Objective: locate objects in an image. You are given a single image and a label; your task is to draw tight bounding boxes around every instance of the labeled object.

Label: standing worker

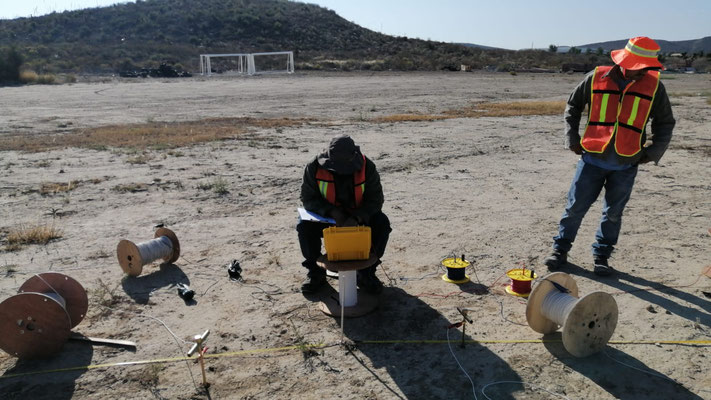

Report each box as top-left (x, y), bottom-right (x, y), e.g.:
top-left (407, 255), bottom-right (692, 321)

top-left (544, 37), bottom-right (675, 276)
top-left (297, 135), bottom-right (391, 293)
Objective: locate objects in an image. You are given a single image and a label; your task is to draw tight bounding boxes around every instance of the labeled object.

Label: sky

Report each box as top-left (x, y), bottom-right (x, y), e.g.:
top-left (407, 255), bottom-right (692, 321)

top-left (0, 0), bottom-right (709, 50)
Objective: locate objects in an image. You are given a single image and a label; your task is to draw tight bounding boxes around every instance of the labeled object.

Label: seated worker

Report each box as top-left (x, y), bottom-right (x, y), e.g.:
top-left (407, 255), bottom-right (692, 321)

top-left (297, 134), bottom-right (391, 294)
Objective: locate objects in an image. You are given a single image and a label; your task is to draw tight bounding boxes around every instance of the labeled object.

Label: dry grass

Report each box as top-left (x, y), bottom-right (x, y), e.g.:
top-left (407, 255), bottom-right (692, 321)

top-left (0, 103), bottom-right (564, 152)
top-left (370, 101), bottom-right (566, 124)
top-left (86, 249), bottom-right (111, 260)
top-left (0, 117), bottom-right (310, 152)
top-left (92, 278), bottom-right (122, 308)
top-left (125, 153), bottom-right (154, 165)
top-left (5, 224), bottom-right (63, 250)
top-left (39, 180), bottom-right (80, 195)
top-left (444, 100), bottom-right (566, 118)
top-left (112, 183), bottom-right (148, 193)
top-left (0, 104), bottom-right (564, 152)
top-left (2, 264), bottom-right (19, 276)
top-left (197, 177), bottom-right (229, 195)
top-left (139, 364), bottom-right (164, 387)
top-left (19, 70), bottom-right (57, 85)
top-left (88, 278), bottom-right (123, 320)
top-left (371, 114), bottom-right (452, 123)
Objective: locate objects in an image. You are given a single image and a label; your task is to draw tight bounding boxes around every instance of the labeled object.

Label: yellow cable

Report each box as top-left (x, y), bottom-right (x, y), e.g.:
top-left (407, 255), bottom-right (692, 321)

top-left (2, 339), bottom-right (709, 380)
top-left (0, 344), bottom-right (327, 380)
top-left (358, 339), bottom-right (711, 345)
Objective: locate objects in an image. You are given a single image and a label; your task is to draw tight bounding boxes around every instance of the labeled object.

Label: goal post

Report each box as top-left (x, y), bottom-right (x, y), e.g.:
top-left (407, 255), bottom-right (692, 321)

top-left (249, 51), bottom-right (294, 75)
top-left (200, 51), bottom-right (294, 76)
top-left (199, 53), bottom-right (248, 76)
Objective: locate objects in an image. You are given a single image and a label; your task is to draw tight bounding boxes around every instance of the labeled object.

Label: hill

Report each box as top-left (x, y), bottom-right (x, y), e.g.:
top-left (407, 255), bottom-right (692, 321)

top-left (578, 37), bottom-right (711, 54)
top-left (0, 0), bottom-right (607, 75)
top-left (0, 0), bottom-right (516, 74)
top-left (456, 43), bottom-right (505, 51)
top-left (0, 0), bottom-right (708, 75)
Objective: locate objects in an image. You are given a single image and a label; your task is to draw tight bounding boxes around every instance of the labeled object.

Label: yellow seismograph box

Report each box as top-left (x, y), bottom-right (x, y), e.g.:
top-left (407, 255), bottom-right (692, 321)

top-left (322, 226), bottom-right (371, 261)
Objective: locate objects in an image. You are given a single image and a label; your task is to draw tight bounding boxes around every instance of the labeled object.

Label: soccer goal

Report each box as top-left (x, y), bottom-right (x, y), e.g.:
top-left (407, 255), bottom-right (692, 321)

top-left (200, 51), bottom-right (294, 76)
top-left (199, 53), bottom-right (248, 76)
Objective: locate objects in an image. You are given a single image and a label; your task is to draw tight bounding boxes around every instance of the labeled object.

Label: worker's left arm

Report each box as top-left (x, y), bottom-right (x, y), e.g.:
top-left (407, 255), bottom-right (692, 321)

top-left (351, 158), bottom-right (384, 225)
top-left (564, 72), bottom-right (593, 152)
top-left (644, 82), bottom-right (676, 163)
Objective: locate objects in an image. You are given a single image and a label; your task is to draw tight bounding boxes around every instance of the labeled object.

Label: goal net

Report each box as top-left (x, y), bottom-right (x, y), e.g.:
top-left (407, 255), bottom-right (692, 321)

top-left (200, 51), bottom-right (294, 76)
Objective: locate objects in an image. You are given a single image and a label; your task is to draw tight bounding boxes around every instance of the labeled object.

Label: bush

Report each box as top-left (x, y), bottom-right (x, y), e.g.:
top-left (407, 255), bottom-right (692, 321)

top-left (0, 47), bottom-right (24, 83)
top-left (19, 70), bottom-right (57, 84)
top-left (19, 70), bottom-right (39, 83)
top-left (37, 73), bottom-right (56, 84)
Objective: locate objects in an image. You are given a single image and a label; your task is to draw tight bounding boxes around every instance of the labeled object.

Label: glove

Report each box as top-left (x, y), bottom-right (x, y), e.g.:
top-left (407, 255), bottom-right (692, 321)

top-left (638, 153), bottom-right (652, 164)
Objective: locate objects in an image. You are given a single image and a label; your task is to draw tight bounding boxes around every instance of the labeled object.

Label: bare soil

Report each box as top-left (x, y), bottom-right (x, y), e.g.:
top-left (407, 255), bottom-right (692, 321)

top-left (0, 71), bottom-right (710, 400)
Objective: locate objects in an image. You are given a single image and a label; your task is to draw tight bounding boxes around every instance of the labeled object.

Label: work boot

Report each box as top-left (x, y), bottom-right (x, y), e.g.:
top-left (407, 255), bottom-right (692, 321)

top-left (593, 256), bottom-right (614, 277)
top-left (301, 269), bottom-right (326, 293)
top-left (357, 269), bottom-right (383, 294)
top-left (544, 250), bottom-right (567, 271)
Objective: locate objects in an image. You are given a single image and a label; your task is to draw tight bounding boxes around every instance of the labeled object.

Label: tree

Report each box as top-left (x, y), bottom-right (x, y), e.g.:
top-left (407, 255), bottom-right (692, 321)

top-left (548, 44), bottom-right (558, 53)
top-left (569, 47), bottom-right (581, 54)
top-left (0, 47), bottom-right (24, 83)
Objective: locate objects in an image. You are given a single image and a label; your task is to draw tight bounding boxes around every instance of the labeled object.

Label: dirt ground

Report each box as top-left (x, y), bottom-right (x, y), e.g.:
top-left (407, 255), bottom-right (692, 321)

top-left (0, 71), bottom-right (710, 400)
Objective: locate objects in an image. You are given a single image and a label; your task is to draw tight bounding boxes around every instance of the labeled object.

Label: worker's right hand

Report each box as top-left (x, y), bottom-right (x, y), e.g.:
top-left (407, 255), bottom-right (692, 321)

top-left (342, 217), bottom-right (359, 227)
top-left (569, 142), bottom-right (583, 155)
top-left (328, 209), bottom-right (349, 226)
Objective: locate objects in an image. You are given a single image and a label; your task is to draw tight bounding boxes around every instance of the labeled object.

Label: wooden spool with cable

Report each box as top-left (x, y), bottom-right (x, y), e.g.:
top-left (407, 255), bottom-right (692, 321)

top-left (0, 272), bottom-right (88, 358)
top-left (116, 227), bottom-right (181, 276)
top-left (526, 272), bottom-right (618, 357)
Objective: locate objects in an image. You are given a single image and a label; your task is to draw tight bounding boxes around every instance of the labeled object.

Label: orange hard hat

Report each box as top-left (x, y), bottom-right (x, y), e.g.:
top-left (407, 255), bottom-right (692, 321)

top-left (611, 36), bottom-right (664, 70)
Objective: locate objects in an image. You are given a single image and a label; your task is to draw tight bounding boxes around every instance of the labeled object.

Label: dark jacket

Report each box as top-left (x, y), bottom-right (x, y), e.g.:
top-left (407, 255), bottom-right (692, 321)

top-left (564, 65), bottom-right (675, 164)
top-left (301, 156), bottom-right (384, 224)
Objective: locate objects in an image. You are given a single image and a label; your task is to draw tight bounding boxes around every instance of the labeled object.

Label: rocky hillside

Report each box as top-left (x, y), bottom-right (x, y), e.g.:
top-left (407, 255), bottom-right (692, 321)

top-left (0, 0), bottom-right (708, 74)
top-left (579, 37), bottom-right (711, 54)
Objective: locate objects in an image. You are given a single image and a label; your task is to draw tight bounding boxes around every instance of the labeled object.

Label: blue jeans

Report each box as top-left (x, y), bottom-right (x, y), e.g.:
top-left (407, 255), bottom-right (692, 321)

top-left (553, 159), bottom-right (638, 258)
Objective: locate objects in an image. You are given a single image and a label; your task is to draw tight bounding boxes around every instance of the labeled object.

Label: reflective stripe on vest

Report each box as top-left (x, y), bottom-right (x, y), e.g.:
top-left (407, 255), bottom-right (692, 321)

top-left (315, 155), bottom-right (366, 208)
top-left (581, 66), bottom-right (660, 157)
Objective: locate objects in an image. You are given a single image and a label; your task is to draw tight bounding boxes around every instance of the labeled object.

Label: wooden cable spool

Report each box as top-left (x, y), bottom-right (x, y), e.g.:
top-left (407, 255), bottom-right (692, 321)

top-left (116, 227), bottom-right (181, 276)
top-left (526, 272), bottom-right (618, 357)
top-left (0, 272), bottom-right (88, 359)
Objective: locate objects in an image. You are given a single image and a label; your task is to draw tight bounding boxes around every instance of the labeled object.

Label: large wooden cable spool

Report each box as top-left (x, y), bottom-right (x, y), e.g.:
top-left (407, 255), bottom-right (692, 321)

top-left (116, 227), bottom-right (181, 276)
top-left (526, 272), bottom-right (618, 357)
top-left (0, 272), bottom-right (88, 358)
top-left (19, 272), bottom-right (89, 328)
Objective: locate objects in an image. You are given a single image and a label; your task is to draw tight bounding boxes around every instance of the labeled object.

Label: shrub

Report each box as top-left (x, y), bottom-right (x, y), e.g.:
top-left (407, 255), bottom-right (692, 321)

top-left (19, 70), bottom-right (57, 84)
top-left (36, 73), bottom-right (56, 84)
top-left (0, 47), bottom-right (23, 83)
top-left (6, 224), bottom-right (63, 249)
top-left (19, 70), bottom-right (39, 83)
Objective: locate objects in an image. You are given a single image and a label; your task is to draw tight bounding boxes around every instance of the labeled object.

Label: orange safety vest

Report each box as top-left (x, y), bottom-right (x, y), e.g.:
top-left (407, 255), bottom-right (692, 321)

top-left (315, 155), bottom-right (366, 208)
top-left (581, 66), bottom-right (660, 157)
